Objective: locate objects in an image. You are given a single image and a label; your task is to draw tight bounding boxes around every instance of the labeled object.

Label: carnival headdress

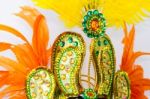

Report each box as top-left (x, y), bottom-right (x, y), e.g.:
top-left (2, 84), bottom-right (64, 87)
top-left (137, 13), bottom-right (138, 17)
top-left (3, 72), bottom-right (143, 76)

top-left (0, 0), bottom-right (150, 98)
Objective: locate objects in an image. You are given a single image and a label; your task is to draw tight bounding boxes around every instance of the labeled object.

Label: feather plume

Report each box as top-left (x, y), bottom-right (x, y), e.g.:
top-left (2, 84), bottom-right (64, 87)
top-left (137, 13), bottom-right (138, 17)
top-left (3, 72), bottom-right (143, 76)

top-left (120, 24), bottom-right (150, 99)
top-left (32, 0), bottom-right (150, 28)
top-left (0, 6), bottom-right (51, 98)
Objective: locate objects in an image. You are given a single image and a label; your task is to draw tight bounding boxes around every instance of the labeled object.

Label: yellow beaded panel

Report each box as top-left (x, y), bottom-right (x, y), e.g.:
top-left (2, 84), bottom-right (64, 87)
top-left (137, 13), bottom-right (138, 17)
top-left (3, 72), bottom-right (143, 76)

top-left (52, 32), bottom-right (85, 97)
top-left (114, 71), bottom-right (130, 99)
top-left (91, 34), bottom-right (116, 98)
top-left (26, 68), bottom-right (56, 99)
top-left (51, 32), bottom-right (85, 71)
top-left (55, 47), bottom-right (82, 95)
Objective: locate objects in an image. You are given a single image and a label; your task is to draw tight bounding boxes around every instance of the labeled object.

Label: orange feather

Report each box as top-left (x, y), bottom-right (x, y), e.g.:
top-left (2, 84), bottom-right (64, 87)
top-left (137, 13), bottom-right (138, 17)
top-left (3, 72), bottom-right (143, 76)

top-left (121, 24), bottom-right (150, 99)
top-left (0, 6), bottom-right (51, 98)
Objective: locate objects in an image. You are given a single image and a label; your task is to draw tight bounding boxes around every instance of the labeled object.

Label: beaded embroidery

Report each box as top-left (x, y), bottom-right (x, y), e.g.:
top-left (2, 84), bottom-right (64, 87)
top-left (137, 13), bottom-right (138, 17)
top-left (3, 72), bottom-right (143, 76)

top-left (0, 2), bottom-right (150, 99)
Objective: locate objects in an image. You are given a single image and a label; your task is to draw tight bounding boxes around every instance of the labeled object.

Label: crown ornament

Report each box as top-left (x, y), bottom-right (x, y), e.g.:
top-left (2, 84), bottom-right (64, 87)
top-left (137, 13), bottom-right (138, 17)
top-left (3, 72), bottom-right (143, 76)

top-left (0, 1), bottom-right (150, 99)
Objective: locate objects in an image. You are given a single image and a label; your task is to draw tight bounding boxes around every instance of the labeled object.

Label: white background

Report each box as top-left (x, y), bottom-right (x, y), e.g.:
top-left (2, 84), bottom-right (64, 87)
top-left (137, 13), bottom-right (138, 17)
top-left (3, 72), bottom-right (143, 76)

top-left (0, 0), bottom-right (150, 98)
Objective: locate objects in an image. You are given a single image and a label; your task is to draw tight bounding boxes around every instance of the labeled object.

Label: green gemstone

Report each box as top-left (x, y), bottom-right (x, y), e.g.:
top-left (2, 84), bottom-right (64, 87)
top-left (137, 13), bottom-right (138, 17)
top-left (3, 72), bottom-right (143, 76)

top-left (84, 15), bottom-right (89, 20)
top-left (104, 40), bottom-right (109, 45)
top-left (82, 21), bottom-right (87, 27)
top-left (96, 51), bottom-right (99, 56)
top-left (59, 41), bottom-right (65, 47)
top-left (100, 33), bottom-right (104, 36)
top-left (93, 10), bottom-right (99, 15)
top-left (98, 41), bottom-right (101, 46)
top-left (94, 35), bottom-right (99, 38)
top-left (73, 41), bottom-right (78, 46)
top-left (83, 28), bottom-right (88, 33)
top-left (87, 11), bottom-right (93, 16)
top-left (87, 33), bottom-right (92, 38)
top-left (98, 13), bottom-right (103, 17)
top-left (68, 37), bottom-right (73, 43)
top-left (101, 18), bottom-right (106, 22)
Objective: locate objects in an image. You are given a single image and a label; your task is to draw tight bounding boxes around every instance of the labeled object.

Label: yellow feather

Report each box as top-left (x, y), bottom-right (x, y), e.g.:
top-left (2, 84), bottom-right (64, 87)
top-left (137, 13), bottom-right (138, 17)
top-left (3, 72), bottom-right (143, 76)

top-left (32, 0), bottom-right (150, 28)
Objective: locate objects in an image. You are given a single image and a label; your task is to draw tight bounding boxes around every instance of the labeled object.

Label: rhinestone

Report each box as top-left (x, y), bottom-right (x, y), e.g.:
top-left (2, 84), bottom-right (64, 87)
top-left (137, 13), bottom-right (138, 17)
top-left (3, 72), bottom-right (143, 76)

top-left (93, 10), bottom-right (99, 15)
top-left (95, 51), bottom-right (99, 56)
top-left (65, 83), bottom-right (70, 89)
top-left (60, 64), bottom-right (65, 70)
top-left (59, 41), bottom-right (65, 47)
top-left (39, 80), bottom-right (44, 85)
top-left (32, 93), bottom-right (36, 98)
top-left (83, 28), bottom-right (88, 33)
top-left (73, 41), bottom-right (78, 46)
top-left (108, 69), bottom-right (112, 74)
top-left (87, 33), bottom-right (92, 38)
top-left (61, 74), bottom-right (66, 80)
top-left (87, 11), bottom-right (92, 16)
top-left (34, 75), bottom-right (39, 80)
top-left (68, 37), bottom-right (73, 43)
top-left (82, 22), bottom-right (87, 27)
top-left (98, 13), bottom-right (103, 17)
top-left (45, 80), bottom-right (50, 87)
top-left (104, 40), bottom-right (109, 45)
top-left (98, 40), bottom-right (101, 46)
top-left (70, 58), bottom-right (74, 64)
top-left (84, 15), bottom-right (89, 20)
top-left (38, 87), bottom-right (43, 94)
top-left (44, 91), bottom-right (49, 96)
top-left (107, 61), bottom-right (111, 65)
top-left (47, 83), bottom-right (50, 87)
top-left (30, 82), bottom-right (35, 88)
top-left (41, 72), bottom-right (47, 78)
top-left (67, 51), bottom-right (73, 56)
top-left (62, 56), bottom-right (67, 62)
top-left (91, 19), bottom-right (99, 31)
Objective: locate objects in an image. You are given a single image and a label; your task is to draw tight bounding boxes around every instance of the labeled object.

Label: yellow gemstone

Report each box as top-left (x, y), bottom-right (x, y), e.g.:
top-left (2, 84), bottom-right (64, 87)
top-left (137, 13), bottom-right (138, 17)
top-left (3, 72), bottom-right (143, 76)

top-left (91, 19), bottom-right (99, 31)
top-left (61, 74), bottom-right (66, 80)
top-left (47, 83), bottom-right (50, 87)
top-left (62, 56), bottom-right (67, 62)
top-left (38, 87), bottom-right (43, 94)
top-left (67, 51), bottom-right (73, 56)
top-left (30, 83), bottom-right (35, 88)
top-left (34, 75), bottom-right (39, 80)
top-left (107, 61), bottom-right (111, 65)
top-left (108, 69), bottom-right (112, 74)
top-left (44, 91), bottom-right (48, 96)
top-left (39, 80), bottom-right (44, 85)
top-left (32, 93), bottom-right (36, 98)
top-left (45, 81), bottom-right (50, 87)
top-left (41, 72), bottom-right (47, 78)
top-left (60, 64), bottom-right (65, 70)
top-left (70, 58), bottom-right (74, 64)
top-left (65, 83), bottom-right (70, 89)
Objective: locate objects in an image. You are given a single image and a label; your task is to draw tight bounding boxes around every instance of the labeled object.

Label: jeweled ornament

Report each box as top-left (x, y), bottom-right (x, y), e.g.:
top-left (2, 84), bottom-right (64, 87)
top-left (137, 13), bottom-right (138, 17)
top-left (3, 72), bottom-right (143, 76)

top-left (82, 88), bottom-right (97, 99)
top-left (26, 68), bottom-right (56, 99)
top-left (82, 10), bottom-right (106, 38)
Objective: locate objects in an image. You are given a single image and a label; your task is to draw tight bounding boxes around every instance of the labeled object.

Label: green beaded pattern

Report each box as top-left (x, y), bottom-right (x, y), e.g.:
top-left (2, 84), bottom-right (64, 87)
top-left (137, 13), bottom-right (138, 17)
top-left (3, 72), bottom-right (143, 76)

top-left (26, 68), bottom-right (56, 99)
top-left (83, 88), bottom-right (97, 99)
top-left (114, 71), bottom-right (130, 99)
top-left (82, 10), bottom-right (106, 38)
top-left (52, 32), bottom-right (85, 97)
top-left (51, 32), bottom-right (85, 71)
top-left (91, 34), bottom-right (116, 98)
top-left (54, 47), bottom-right (82, 96)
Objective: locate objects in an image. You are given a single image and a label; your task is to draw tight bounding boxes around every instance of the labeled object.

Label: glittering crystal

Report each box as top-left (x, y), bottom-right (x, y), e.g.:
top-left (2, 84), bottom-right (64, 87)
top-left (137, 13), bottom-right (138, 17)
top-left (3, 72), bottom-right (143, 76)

top-left (93, 10), bottom-right (99, 15)
top-left (104, 40), bottom-right (109, 45)
top-left (98, 40), bottom-right (101, 46)
top-left (73, 41), bottom-right (78, 46)
top-left (59, 41), bottom-right (65, 47)
top-left (68, 37), bottom-right (73, 43)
